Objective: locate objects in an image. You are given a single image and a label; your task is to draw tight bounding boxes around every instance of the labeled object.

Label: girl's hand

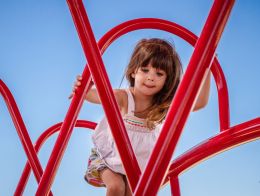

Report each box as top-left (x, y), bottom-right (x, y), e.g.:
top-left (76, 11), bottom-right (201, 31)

top-left (69, 75), bottom-right (82, 99)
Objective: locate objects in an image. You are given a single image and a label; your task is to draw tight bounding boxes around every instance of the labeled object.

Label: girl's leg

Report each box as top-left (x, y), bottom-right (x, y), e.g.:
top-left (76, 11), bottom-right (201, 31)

top-left (124, 180), bottom-right (132, 196)
top-left (101, 169), bottom-right (126, 196)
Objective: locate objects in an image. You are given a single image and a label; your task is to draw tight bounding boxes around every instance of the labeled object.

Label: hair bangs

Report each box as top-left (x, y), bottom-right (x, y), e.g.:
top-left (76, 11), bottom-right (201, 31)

top-left (149, 53), bottom-right (173, 74)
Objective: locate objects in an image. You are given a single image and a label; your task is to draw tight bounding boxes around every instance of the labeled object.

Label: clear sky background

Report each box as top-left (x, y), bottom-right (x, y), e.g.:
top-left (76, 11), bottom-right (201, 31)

top-left (0, 0), bottom-right (260, 195)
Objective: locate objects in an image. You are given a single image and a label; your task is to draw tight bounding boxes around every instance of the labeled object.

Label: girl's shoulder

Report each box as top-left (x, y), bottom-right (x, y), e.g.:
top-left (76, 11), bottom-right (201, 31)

top-left (113, 89), bottom-right (128, 99)
top-left (113, 89), bottom-right (128, 114)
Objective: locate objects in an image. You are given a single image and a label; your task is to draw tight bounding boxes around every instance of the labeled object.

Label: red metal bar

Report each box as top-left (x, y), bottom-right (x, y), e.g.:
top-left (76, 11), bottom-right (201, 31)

top-left (15, 120), bottom-right (96, 195)
top-left (211, 60), bottom-right (230, 131)
top-left (98, 18), bottom-right (197, 53)
top-left (170, 176), bottom-right (181, 196)
top-left (66, 0), bottom-right (142, 192)
top-left (134, 0), bottom-right (235, 195)
top-left (0, 80), bottom-right (53, 196)
top-left (162, 119), bottom-right (260, 193)
top-left (36, 67), bottom-right (92, 195)
top-left (164, 117), bottom-right (260, 182)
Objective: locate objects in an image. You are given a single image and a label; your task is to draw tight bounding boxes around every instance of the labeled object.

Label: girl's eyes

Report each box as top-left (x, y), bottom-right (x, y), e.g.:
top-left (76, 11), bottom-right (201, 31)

top-left (140, 68), bottom-right (165, 76)
top-left (156, 72), bottom-right (165, 77)
top-left (141, 68), bottom-right (149, 73)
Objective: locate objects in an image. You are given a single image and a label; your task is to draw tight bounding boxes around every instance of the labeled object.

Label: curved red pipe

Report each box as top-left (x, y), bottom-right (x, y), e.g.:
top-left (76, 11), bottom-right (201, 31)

top-left (164, 117), bottom-right (260, 184)
top-left (15, 120), bottom-right (96, 195)
top-left (0, 80), bottom-right (54, 196)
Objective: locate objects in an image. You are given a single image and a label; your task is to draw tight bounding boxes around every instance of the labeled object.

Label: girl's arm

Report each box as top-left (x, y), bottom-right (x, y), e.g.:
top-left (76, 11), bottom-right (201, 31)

top-left (70, 75), bottom-right (127, 110)
top-left (85, 88), bottom-right (126, 109)
top-left (84, 88), bottom-right (101, 104)
top-left (192, 72), bottom-right (211, 111)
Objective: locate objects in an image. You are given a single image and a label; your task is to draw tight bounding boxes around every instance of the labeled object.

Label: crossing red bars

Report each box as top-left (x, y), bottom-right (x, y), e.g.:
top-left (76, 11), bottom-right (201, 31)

top-left (134, 0), bottom-right (235, 195)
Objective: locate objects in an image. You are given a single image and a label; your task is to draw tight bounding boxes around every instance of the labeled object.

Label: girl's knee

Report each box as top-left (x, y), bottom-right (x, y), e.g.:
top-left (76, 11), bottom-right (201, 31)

top-left (107, 182), bottom-right (125, 195)
top-left (101, 169), bottom-right (126, 195)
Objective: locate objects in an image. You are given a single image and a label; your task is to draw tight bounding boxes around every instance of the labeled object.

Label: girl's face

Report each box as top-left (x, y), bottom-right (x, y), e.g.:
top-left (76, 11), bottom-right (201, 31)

top-left (131, 64), bottom-right (167, 97)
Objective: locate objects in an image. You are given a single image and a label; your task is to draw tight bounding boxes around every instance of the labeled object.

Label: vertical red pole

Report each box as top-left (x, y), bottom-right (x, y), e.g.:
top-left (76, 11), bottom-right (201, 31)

top-left (134, 0), bottom-right (235, 195)
top-left (65, 0), bottom-right (141, 191)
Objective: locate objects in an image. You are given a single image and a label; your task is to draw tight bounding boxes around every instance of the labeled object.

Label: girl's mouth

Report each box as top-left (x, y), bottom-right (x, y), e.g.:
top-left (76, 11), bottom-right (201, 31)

top-left (144, 84), bottom-right (155, 88)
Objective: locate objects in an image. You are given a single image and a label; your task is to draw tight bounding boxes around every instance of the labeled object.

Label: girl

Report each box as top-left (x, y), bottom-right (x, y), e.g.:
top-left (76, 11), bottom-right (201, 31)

top-left (71, 38), bottom-right (211, 196)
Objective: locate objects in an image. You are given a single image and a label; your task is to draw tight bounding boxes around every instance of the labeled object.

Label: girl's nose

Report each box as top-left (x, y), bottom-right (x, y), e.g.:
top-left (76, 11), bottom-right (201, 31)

top-left (147, 73), bottom-right (155, 81)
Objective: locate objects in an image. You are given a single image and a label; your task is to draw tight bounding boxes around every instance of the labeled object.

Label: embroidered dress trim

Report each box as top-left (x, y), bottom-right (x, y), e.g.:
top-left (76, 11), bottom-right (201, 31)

top-left (124, 118), bottom-right (146, 128)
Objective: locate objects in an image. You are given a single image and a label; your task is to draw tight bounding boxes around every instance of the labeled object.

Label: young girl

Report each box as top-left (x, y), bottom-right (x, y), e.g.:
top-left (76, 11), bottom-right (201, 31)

top-left (71, 38), bottom-right (211, 196)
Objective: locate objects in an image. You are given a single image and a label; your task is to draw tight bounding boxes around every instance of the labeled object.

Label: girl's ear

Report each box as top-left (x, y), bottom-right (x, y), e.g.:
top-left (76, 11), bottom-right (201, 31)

top-left (131, 73), bottom-right (135, 78)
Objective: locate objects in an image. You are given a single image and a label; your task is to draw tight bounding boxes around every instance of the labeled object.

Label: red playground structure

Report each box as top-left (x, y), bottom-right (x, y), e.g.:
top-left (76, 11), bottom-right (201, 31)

top-left (0, 0), bottom-right (259, 195)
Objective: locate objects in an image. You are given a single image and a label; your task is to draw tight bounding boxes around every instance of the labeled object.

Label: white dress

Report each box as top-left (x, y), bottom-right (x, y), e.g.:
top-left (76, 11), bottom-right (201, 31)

top-left (92, 88), bottom-right (162, 174)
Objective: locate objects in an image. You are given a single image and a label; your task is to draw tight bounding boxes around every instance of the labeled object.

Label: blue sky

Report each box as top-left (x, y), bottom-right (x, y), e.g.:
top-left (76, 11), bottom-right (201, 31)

top-left (0, 0), bottom-right (259, 195)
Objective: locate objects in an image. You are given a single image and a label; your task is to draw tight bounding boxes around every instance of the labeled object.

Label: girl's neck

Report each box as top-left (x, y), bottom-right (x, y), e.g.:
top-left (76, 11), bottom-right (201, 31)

top-left (130, 87), bottom-right (153, 114)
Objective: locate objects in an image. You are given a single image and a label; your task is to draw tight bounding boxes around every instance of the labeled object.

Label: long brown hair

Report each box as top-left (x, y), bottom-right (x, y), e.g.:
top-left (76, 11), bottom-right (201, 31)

top-left (125, 38), bottom-right (183, 129)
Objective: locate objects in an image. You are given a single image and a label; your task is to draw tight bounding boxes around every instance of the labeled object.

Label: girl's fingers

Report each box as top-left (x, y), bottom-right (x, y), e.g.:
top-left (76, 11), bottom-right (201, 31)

top-left (77, 75), bottom-right (82, 80)
top-left (69, 75), bottom-right (83, 99)
top-left (68, 92), bottom-right (74, 99)
top-left (74, 81), bottom-right (81, 87)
